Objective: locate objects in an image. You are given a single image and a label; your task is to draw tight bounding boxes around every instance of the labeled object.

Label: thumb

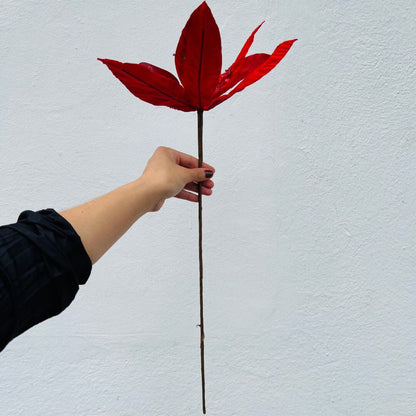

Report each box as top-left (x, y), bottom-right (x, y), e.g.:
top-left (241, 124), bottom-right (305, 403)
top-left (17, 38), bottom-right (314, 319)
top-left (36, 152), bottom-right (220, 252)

top-left (186, 168), bottom-right (214, 183)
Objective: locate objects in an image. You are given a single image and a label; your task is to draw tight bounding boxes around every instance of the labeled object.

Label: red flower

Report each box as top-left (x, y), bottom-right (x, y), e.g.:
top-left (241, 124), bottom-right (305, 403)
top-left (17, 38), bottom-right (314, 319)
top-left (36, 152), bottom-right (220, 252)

top-left (98, 2), bottom-right (296, 112)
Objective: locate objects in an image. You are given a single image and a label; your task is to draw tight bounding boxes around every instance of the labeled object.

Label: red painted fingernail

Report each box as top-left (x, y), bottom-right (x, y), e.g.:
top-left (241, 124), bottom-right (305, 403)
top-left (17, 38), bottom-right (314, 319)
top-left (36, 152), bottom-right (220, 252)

top-left (205, 170), bottom-right (214, 179)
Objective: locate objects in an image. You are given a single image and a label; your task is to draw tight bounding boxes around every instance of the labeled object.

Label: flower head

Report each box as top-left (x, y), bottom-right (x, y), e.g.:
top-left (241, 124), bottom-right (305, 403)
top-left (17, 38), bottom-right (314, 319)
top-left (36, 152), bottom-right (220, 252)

top-left (98, 2), bottom-right (296, 112)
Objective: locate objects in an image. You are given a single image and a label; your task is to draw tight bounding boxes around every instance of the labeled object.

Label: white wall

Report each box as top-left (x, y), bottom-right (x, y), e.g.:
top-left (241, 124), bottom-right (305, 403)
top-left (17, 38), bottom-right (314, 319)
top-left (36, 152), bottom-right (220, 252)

top-left (1, 0), bottom-right (415, 415)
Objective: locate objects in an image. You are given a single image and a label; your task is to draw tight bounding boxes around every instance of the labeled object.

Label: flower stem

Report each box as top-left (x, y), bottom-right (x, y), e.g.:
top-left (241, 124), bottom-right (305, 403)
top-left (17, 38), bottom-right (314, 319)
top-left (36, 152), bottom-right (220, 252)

top-left (197, 109), bottom-right (206, 414)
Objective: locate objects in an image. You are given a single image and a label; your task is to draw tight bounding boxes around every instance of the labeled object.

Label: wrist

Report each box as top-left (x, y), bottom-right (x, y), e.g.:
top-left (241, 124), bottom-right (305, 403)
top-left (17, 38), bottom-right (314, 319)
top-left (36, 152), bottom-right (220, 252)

top-left (129, 175), bottom-right (165, 213)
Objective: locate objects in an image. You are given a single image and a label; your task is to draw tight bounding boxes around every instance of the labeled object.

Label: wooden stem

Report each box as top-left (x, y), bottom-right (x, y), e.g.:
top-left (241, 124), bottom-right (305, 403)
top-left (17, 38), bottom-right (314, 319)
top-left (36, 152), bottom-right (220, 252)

top-left (197, 109), bottom-right (206, 414)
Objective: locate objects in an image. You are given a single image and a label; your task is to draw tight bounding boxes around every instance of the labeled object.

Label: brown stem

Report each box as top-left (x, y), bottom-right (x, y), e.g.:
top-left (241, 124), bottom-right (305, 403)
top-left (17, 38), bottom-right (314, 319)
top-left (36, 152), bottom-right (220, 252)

top-left (197, 109), bottom-right (206, 414)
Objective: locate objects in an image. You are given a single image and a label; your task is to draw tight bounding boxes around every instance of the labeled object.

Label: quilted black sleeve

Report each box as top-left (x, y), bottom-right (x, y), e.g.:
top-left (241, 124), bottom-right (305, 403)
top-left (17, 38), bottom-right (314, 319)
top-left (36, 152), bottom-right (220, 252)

top-left (0, 208), bottom-right (92, 351)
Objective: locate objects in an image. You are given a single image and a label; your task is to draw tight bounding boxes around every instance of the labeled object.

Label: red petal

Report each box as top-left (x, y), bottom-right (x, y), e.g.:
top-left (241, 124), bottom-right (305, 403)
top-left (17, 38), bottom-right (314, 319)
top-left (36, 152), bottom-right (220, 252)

top-left (233, 22), bottom-right (264, 65)
top-left (211, 22), bottom-right (265, 100)
top-left (98, 59), bottom-right (194, 111)
top-left (215, 53), bottom-right (269, 97)
top-left (175, 2), bottom-right (222, 109)
top-left (208, 39), bottom-right (297, 109)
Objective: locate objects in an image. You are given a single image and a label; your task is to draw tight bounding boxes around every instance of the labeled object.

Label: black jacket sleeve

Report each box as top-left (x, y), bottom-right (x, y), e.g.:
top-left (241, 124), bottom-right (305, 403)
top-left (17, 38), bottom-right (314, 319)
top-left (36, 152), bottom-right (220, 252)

top-left (0, 208), bottom-right (92, 351)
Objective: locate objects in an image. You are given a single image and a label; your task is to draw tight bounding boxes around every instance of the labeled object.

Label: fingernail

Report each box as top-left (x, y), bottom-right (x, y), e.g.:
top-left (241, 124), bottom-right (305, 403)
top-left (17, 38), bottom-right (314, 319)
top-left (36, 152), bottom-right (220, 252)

top-left (205, 170), bottom-right (214, 179)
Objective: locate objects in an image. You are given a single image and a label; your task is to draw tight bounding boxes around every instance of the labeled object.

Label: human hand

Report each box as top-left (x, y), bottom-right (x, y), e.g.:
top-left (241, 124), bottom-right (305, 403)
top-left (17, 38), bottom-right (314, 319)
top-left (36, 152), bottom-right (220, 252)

top-left (141, 146), bottom-right (215, 211)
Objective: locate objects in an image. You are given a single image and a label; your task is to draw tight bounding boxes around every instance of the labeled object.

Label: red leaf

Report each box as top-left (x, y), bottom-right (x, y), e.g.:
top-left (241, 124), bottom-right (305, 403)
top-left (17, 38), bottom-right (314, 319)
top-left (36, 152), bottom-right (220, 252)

top-left (209, 38), bottom-right (297, 109)
top-left (175, 1), bottom-right (222, 110)
top-left (98, 59), bottom-right (194, 111)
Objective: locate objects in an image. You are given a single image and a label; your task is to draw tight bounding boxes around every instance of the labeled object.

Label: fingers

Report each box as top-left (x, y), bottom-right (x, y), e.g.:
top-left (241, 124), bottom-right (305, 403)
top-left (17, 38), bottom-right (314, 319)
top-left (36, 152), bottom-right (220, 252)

top-left (152, 147), bottom-right (215, 203)
top-left (174, 148), bottom-right (215, 172)
top-left (175, 181), bottom-right (213, 203)
top-left (175, 189), bottom-right (199, 202)
top-left (184, 182), bottom-right (214, 195)
top-left (183, 167), bottom-right (215, 184)
top-left (172, 147), bottom-right (215, 185)
top-left (200, 179), bottom-right (214, 188)
top-left (157, 146), bottom-right (214, 171)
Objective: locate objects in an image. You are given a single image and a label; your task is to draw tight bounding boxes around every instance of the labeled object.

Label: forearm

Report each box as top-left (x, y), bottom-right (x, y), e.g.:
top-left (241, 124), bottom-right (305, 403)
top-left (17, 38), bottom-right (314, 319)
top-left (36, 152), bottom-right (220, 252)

top-left (60, 177), bottom-right (159, 264)
top-left (59, 146), bottom-right (214, 265)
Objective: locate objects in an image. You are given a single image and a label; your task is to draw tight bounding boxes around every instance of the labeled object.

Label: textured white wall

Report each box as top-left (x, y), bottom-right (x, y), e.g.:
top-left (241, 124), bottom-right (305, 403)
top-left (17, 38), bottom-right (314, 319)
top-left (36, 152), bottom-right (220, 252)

top-left (1, 0), bottom-right (415, 415)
